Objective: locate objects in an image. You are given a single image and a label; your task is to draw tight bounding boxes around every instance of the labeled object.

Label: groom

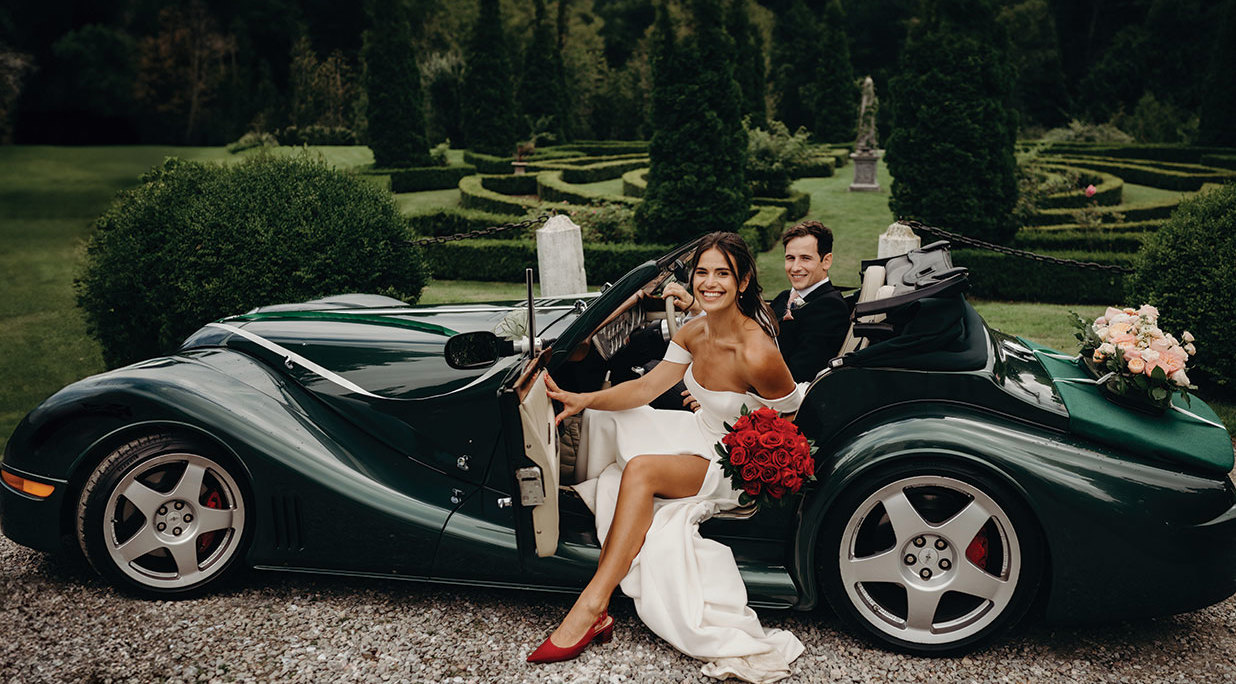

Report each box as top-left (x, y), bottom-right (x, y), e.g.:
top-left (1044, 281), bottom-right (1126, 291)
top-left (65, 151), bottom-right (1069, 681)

top-left (770, 220), bottom-right (850, 383)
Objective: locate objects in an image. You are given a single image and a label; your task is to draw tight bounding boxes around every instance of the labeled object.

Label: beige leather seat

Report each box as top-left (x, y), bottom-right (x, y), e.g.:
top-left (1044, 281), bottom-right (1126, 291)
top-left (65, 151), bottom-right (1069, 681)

top-left (836, 265), bottom-right (895, 357)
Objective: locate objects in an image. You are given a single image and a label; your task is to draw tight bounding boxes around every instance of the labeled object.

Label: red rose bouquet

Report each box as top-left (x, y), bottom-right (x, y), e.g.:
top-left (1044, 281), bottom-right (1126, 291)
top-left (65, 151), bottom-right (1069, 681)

top-left (714, 405), bottom-right (818, 508)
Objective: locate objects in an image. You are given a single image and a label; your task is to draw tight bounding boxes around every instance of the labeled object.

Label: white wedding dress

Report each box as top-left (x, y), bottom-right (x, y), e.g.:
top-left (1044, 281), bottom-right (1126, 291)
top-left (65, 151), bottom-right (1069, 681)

top-left (574, 341), bottom-right (805, 683)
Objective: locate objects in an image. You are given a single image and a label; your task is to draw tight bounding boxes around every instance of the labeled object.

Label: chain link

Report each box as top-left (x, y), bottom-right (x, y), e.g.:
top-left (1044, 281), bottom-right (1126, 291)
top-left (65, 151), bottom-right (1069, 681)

top-left (902, 219), bottom-right (1135, 274)
top-left (406, 212), bottom-right (552, 247)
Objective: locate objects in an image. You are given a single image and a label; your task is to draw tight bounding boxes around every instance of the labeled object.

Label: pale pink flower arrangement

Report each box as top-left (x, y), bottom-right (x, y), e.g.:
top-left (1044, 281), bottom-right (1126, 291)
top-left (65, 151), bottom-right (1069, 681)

top-left (1073, 305), bottom-right (1197, 410)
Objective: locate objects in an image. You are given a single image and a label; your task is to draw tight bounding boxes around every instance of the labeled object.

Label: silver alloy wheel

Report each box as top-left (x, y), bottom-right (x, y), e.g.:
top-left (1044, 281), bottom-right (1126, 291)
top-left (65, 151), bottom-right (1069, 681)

top-left (838, 475), bottom-right (1020, 646)
top-left (102, 452), bottom-right (246, 590)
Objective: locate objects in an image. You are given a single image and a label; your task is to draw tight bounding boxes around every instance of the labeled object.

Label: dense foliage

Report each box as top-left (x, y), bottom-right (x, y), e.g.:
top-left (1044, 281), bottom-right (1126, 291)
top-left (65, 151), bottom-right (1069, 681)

top-left (76, 156), bottom-right (427, 367)
top-left (1198, 0), bottom-right (1236, 146)
top-left (812, 0), bottom-right (857, 143)
top-left (769, 0), bottom-right (856, 143)
top-left (518, 0), bottom-right (568, 143)
top-left (461, 0), bottom-right (517, 156)
top-left (727, 0), bottom-right (766, 128)
top-left (1128, 184), bottom-right (1236, 396)
top-left (885, 0), bottom-right (1019, 243)
top-left (362, 0), bottom-right (430, 167)
top-left (746, 120), bottom-right (813, 198)
top-left (635, 0), bottom-right (749, 245)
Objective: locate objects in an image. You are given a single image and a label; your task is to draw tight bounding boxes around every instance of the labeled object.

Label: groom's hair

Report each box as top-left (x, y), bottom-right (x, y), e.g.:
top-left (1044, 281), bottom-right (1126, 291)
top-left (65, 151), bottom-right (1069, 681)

top-left (781, 221), bottom-right (834, 259)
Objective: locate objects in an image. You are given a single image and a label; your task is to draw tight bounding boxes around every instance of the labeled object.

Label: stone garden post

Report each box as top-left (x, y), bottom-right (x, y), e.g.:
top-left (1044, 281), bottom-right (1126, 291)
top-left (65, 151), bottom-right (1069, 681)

top-left (536, 214), bottom-right (588, 295)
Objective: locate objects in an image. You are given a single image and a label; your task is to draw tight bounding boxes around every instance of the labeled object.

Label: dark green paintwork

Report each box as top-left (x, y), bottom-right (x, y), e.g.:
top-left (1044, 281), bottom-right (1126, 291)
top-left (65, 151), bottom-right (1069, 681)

top-left (3, 238), bottom-right (1236, 624)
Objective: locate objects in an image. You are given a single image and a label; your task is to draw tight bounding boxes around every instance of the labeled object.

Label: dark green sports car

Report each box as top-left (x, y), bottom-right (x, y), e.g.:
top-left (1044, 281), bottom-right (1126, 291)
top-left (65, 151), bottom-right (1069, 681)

top-left (3, 237), bottom-right (1234, 655)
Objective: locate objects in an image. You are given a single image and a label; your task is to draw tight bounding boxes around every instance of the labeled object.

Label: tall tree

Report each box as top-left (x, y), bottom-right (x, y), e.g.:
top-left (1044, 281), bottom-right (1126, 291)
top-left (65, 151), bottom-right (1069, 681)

top-left (461, 0), bottom-right (517, 155)
top-left (812, 0), bottom-right (857, 142)
top-left (727, 0), bottom-right (766, 128)
top-left (770, 0), bottom-right (819, 133)
top-left (1198, 0), bottom-right (1236, 146)
top-left (519, 0), bottom-right (567, 143)
top-left (636, 0), bottom-right (749, 244)
top-left (363, 0), bottom-right (430, 167)
top-left (996, 0), bottom-right (1069, 129)
top-left (885, 0), bottom-right (1019, 243)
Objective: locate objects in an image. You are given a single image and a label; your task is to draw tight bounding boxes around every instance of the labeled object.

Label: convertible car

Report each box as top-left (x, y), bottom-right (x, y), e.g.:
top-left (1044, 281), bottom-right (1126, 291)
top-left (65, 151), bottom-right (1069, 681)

top-left (3, 236), bottom-right (1235, 655)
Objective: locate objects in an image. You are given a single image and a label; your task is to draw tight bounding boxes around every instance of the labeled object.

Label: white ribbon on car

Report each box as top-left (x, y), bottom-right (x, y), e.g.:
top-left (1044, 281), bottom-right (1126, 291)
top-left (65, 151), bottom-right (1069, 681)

top-left (1031, 349), bottom-right (1225, 429)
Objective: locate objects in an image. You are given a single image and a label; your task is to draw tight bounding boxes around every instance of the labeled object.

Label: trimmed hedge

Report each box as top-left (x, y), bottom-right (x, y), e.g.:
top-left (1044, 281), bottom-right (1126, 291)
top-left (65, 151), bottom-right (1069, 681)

top-left (423, 238), bottom-right (668, 283)
top-left (827, 147), bottom-right (850, 168)
top-left (1011, 229), bottom-right (1150, 252)
top-left (751, 190), bottom-right (811, 220)
top-left (406, 207), bottom-right (535, 240)
top-left (953, 248), bottom-right (1134, 303)
top-left (537, 171), bottom-right (638, 206)
top-left (794, 157), bottom-right (836, 178)
top-left (389, 164), bottom-right (477, 193)
top-left (553, 140), bottom-right (650, 155)
top-left (1044, 155), bottom-right (1236, 191)
top-left (1201, 154), bottom-right (1236, 171)
top-left (1035, 164), bottom-right (1123, 208)
top-left (622, 168), bottom-right (648, 198)
top-left (1023, 219), bottom-right (1166, 234)
top-left (530, 157), bottom-right (650, 183)
top-left (480, 173), bottom-right (539, 195)
top-left (740, 205), bottom-right (789, 253)
top-left (463, 148), bottom-right (586, 174)
top-left (1030, 198), bottom-right (1179, 225)
top-left (1042, 143), bottom-right (1236, 165)
top-left (459, 174), bottom-right (540, 214)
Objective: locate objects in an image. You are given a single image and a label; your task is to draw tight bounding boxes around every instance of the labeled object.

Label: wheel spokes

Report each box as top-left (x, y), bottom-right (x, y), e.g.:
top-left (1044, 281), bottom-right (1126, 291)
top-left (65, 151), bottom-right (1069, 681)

top-left (881, 488), bottom-right (927, 543)
top-left (170, 461), bottom-right (208, 503)
top-left (938, 499), bottom-right (991, 550)
top-left (953, 561), bottom-right (1009, 601)
top-left (120, 480), bottom-right (166, 517)
top-left (115, 525), bottom-right (163, 563)
top-left (845, 549), bottom-right (904, 584)
top-left (905, 586), bottom-right (944, 631)
top-left (195, 507), bottom-right (234, 534)
top-left (167, 539), bottom-right (202, 580)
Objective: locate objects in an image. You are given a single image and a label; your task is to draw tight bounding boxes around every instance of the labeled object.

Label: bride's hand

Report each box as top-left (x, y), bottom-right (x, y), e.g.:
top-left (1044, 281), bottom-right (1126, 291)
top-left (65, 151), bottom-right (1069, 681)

top-left (544, 372), bottom-right (590, 424)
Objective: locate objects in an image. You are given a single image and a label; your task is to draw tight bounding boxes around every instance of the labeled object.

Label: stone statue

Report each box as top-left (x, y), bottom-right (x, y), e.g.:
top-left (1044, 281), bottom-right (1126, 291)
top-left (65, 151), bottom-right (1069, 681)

top-left (855, 76), bottom-right (879, 153)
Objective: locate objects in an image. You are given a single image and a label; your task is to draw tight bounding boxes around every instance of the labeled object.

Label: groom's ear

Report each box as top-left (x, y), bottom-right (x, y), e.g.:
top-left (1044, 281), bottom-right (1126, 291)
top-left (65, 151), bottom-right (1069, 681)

top-left (822, 252), bottom-right (834, 272)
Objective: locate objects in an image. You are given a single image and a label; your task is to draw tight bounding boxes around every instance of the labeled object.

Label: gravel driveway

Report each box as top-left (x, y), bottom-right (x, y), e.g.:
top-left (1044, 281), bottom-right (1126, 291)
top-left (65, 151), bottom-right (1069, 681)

top-left (3, 535), bottom-right (1236, 683)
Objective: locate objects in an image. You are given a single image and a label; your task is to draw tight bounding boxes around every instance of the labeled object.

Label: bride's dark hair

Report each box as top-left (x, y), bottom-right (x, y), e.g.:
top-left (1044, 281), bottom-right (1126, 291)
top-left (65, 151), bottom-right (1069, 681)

top-left (689, 231), bottom-right (779, 339)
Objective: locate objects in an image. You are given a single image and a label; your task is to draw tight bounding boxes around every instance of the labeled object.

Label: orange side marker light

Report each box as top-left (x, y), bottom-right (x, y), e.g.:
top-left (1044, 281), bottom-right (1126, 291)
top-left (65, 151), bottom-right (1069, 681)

top-left (1, 470), bottom-right (56, 498)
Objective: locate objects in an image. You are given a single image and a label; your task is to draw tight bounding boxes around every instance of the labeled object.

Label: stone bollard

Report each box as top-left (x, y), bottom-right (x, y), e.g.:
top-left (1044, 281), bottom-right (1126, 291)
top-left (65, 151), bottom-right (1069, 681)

top-left (878, 221), bottom-right (921, 259)
top-left (536, 214), bottom-right (588, 296)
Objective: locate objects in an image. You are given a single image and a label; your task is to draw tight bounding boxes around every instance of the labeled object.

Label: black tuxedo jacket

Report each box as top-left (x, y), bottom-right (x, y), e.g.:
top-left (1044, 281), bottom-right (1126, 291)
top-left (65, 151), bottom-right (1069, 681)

top-left (770, 282), bottom-right (851, 383)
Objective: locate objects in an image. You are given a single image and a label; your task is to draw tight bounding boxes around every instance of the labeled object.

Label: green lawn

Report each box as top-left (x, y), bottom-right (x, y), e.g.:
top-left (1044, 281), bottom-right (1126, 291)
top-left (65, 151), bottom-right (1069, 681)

top-left (0, 147), bottom-right (1229, 454)
top-left (1120, 182), bottom-right (1190, 206)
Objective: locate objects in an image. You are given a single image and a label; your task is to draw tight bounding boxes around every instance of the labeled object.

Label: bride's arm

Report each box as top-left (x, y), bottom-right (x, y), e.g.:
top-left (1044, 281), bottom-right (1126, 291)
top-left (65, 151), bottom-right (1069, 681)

top-left (745, 344), bottom-right (798, 409)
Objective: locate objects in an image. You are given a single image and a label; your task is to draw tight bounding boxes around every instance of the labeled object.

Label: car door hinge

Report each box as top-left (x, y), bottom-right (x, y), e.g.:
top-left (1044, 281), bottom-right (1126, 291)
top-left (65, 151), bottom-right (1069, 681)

top-left (450, 488), bottom-right (465, 505)
top-left (456, 455), bottom-right (471, 471)
top-left (515, 466), bottom-right (545, 506)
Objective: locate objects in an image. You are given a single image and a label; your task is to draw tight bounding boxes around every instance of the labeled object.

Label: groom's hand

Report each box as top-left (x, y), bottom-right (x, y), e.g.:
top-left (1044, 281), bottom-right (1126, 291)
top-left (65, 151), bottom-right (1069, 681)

top-left (681, 389), bottom-right (700, 412)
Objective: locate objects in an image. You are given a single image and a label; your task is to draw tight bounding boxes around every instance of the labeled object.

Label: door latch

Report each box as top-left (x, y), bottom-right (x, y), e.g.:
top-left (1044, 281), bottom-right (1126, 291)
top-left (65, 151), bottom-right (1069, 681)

top-left (515, 466), bottom-right (545, 506)
top-left (456, 455), bottom-right (471, 471)
top-left (496, 497), bottom-right (512, 509)
top-left (450, 488), bottom-right (465, 505)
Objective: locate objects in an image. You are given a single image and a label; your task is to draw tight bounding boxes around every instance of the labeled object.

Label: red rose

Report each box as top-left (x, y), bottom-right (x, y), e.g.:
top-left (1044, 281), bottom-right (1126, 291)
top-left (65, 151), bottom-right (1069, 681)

top-left (744, 481), bottom-right (762, 497)
top-left (759, 464), bottom-right (779, 483)
top-left (767, 483), bottom-right (787, 499)
top-left (741, 462), bottom-right (760, 483)
top-left (722, 432), bottom-right (739, 448)
top-left (750, 408), bottom-right (777, 432)
top-left (780, 470), bottom-right (802, 488)
top-left (737, 430), bottom-right (760, 448)
top-left (771, 448), bottom-right (792, 468)
top-left (792, 437), bottom-right (810, 459)
top-left (757, 431), bottom-right (785, 449)
top-left (732, 415), bottom-right (751, 432)
top-left (729, 446), bottom-right (749, 466)
top-left (774, 418), bottom-right (798, 435)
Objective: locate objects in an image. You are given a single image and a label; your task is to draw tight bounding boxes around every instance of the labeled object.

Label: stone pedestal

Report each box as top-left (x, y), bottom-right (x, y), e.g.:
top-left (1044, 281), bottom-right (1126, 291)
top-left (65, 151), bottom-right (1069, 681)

top-left (511, 161), bottom-right (528, 175)
top-left (878, 221), bottom-right (921, 259)
top-left (848, 150), bottom-right (882, 192)
top-left (536, 214), bottom-right (588, 296)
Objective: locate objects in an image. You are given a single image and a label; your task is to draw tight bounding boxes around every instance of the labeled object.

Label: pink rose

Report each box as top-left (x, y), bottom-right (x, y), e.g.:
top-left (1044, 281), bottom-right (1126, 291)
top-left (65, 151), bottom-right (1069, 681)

top-left (1149, 338), bottom-right (1171, 353)
top-left (1127, 357), bottom-right (1146, 374)
top-left (1144, 360), bottom-right (1170, 378)
top-left (1136, 304), bottom-right (1159, 319)
top-left (1085, 184), bottom-right (1098, 197)
top-left (1171, 369), bottom-right (1192, 387)
top-left (1104, 307), bottom-right (1124, 322)
top-left (1121, 346), bottom-right (1142, 359)
top-left (1163, 354), bottom-right (1184, 374)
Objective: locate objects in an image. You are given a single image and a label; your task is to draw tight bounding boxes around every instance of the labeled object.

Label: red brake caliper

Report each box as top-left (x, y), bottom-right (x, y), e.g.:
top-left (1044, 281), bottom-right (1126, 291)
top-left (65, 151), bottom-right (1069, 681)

top-left (197, 489), bottom-right (224, 554)
top-left (966, 528), bottom-right (989, 568)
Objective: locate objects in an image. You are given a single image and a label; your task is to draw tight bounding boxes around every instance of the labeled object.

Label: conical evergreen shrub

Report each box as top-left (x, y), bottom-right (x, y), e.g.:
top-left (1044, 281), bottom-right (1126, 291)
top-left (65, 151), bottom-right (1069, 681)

top-left (362, 0), bottom-right (431, 167)
top-left (462, 0), bottom-right (517, 156)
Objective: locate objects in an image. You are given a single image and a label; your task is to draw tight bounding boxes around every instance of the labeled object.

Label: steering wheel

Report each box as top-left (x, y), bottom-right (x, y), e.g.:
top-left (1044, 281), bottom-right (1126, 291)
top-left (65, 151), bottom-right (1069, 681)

top-left (665, 295), bottom-right (681, 337)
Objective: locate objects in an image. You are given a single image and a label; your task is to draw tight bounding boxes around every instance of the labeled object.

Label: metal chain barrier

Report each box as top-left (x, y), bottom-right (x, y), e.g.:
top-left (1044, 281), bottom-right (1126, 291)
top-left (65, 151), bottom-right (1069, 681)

top-left (902, 219), bottom-right (1135, 274)
top-left (406, 212), bottom-right (552, 247)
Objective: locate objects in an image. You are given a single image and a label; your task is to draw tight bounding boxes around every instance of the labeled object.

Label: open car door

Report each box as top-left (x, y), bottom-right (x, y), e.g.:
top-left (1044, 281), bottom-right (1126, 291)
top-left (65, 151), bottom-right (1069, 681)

top-left (514, 370), bottom-right (560, 557)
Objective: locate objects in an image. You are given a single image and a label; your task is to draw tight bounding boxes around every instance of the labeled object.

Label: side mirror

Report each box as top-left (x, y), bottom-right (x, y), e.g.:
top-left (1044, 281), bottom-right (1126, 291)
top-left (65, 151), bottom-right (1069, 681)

top-left (445, 331), bottom-right (502, 369)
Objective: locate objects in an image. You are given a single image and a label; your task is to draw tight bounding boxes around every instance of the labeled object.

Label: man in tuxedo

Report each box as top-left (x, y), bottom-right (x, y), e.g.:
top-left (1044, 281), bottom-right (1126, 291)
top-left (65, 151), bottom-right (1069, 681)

top-left (769, 221), bottom-right (851, 383)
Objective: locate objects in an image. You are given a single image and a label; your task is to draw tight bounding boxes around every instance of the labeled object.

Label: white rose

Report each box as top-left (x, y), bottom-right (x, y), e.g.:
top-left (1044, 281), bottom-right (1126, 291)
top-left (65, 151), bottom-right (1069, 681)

top-left (1142, 349), bottom-right (1161, 363)
top-left (1185, 343), bottom-right (1197, 355)
top-left (1096, 326), bottom-right (1109, 341)
top-left (1183, 331), bottom-right (1195, 343)
top-left (1170, 369), bottom-right (1192, 387)
top-left (1098, 343), bottom-right (1116, 356)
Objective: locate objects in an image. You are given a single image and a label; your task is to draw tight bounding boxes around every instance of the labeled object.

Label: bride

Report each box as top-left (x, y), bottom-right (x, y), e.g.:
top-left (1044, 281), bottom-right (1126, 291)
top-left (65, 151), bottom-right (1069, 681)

top-left (532, 231), bottom-right (806, 682)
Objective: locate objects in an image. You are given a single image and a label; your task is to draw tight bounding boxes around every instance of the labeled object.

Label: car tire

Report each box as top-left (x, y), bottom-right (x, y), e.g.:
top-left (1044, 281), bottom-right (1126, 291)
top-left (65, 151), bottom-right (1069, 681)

top-left (76, 433), bottom-right (251, 598)
top-left (818, 460), bottom-right (1043, 655)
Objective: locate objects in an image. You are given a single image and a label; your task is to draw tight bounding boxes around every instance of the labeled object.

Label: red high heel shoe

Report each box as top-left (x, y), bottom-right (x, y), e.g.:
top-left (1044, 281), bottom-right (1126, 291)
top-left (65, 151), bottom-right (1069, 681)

top-left (526, 610), bottom-right (615, 664)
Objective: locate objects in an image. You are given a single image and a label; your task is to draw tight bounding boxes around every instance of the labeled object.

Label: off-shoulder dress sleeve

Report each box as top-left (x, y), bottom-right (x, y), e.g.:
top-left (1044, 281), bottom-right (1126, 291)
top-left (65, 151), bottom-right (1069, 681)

top-left (752, 382), bottom-right (804, 414)
top-left (663, 340), bottom-right (692, 365)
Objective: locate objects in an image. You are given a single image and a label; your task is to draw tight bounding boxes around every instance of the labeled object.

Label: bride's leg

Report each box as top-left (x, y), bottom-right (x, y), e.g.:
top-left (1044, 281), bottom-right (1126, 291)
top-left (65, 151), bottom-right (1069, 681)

top-left (545, 453), bottom-right (709, 647)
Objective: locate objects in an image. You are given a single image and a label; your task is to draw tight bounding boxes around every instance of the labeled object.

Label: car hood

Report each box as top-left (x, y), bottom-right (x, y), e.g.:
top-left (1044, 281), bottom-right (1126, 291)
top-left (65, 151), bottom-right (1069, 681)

top-left (180, 296), bottom-right (592, 401)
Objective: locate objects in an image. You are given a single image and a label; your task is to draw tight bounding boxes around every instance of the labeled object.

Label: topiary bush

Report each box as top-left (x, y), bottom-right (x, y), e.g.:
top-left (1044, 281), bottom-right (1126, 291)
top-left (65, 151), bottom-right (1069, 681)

top-left (1128, 183), bottom-right (1236, 397)
top-left (76, 155), bottom-right (427, 368)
